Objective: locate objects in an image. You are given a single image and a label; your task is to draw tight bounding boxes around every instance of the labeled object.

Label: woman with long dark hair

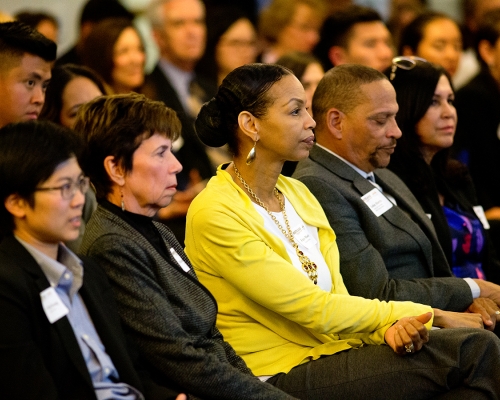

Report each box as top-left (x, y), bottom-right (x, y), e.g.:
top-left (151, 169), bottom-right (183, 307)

top-left (387, 58), bottom-right (500, 282)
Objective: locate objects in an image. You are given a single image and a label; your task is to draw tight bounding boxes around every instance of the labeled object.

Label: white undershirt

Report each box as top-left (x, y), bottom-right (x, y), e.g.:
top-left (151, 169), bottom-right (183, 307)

top-left (253, 194), bottom-right (332, 292)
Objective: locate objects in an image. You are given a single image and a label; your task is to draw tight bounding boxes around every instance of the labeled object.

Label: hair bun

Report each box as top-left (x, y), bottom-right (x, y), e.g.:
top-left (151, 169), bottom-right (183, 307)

top-left (195, 97), bottom-right (229, 147)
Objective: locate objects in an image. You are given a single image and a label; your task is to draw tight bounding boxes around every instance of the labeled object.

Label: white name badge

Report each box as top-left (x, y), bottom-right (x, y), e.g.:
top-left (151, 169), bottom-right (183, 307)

top-left (362, 188), bottom-right (393, 217)
top-left (40, 287), bottom-right (69, 324)
top-left (292, 224), bottom-right (317, 249)
top-left (170, 248), bottom-right (191, 272)
top-left (473, 205), bottom-right (491, 230)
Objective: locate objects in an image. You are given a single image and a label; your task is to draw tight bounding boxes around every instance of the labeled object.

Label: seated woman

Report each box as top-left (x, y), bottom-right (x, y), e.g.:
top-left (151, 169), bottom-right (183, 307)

top-left (40, 64), bottom-right (106, 129)
top-left (75, 93), bottom-right (293, 399)
top-left (387, 58), bottom-right (500, 283)
top-left (184, 63), bottom-right (500, 398)
top-left (0, 120), bottom-right (177, 399)
top-left (80, 17), bottom-right (145, 94)
top-left (39, 63), bottom-right (106, 252)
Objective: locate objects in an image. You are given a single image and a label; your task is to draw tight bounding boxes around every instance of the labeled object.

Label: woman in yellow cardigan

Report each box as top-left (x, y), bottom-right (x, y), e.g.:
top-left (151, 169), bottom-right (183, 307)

top-left (185, 63), bottom-right (500, 399)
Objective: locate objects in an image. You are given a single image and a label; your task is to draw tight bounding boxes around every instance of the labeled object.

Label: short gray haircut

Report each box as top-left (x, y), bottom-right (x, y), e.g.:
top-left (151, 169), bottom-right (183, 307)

top-left (147, 0), bottom-right (205, 30)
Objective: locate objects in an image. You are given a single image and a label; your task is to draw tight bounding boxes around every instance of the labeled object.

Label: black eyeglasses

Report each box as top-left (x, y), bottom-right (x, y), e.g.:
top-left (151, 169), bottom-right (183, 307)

top-left (390, 56), bottom-right (428, 81)
top-left (35, 177), bottom-right (90, 200)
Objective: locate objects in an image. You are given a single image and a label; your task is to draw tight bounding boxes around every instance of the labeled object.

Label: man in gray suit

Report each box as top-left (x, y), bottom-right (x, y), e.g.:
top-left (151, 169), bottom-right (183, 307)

top-left (293, 64), bottom-right (500, 329)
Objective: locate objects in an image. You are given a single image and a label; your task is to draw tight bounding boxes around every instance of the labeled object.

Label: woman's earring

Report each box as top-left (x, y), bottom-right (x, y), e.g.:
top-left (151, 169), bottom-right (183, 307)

top-left (120, 189), bottom-right (125, 212)
top-left (246, 140), bottom-right (257, 165)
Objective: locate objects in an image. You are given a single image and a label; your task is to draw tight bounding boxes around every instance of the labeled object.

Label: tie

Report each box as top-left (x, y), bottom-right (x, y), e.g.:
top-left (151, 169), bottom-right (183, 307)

top-left (367, 173), bottom-right (397, 205)
top-left (186, 80), bottom-right (205, 119)
top-left (366, 173), bottom-right (376, 183)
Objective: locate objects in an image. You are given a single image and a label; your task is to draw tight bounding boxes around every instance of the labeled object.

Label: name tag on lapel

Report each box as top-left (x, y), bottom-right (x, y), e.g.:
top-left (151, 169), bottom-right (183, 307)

top-left (40, 287), bottom-right (69, 324)
top-left (362, 188), bottom-right (393, 217)
top-left (170, 248), bottom-right (191, 272)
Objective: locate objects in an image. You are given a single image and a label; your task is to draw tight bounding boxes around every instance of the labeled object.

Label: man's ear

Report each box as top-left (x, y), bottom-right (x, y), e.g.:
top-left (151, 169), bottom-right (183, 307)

top-left (4, 193), bottom-right (29, 219)
top-left (329, 46), bottom-right (348, 66)
top-left (326, 108), bottom-right (344, 139)
top-left (237, 110), bottom-right (260, 142)
top-left (103, 156), bottom-right (126, 186)
top-left (478, 39), bottom-right (496, 67)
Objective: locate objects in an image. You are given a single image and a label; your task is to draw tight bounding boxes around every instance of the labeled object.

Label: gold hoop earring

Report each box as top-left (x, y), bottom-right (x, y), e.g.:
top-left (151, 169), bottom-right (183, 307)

top-left (246, 140), bottom-right (257, 165)
top-left (120, 189), bottom-right (125, 212)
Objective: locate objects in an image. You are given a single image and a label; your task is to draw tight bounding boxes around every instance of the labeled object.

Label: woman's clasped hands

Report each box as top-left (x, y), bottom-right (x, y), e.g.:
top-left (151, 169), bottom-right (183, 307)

top-left (384, 312), bottom-right (433, 355)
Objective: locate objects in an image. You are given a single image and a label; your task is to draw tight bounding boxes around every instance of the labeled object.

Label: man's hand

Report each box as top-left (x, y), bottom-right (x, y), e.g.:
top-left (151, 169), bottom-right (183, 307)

top-left (384, 312), bottom-right (432, 355)
top-left (432, 308), bottom-right (483, 329)
top-left (468, 297), bottom-right (499, 331)
top-left (475, 279), bottom-right (500, 305)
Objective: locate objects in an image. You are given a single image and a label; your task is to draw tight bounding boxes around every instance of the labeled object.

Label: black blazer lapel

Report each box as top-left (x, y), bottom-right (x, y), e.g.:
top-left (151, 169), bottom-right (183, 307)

top-left (1, 237), bottom-right (94, 388)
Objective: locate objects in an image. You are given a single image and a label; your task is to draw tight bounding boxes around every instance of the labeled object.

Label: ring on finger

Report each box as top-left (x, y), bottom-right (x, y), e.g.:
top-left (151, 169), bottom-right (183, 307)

top-left (405, 343), bottom-right (414, 353)
top-left (495, 311), bottom-right (500, 315)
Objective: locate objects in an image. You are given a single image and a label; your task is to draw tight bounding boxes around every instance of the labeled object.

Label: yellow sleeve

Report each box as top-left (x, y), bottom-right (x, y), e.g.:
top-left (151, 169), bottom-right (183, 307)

top-left (185, 197), bottom-right (433, 345)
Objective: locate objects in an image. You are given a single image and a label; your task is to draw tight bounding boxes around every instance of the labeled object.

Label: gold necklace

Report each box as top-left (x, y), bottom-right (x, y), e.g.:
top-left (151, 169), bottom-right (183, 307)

top-left (233, 163), bottom-right (318, 284)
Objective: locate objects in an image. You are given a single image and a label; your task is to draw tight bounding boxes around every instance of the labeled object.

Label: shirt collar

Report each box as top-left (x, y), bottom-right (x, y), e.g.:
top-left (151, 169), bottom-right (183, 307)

top-left (158, 58), bottom-right (194, 110)
top-left (316, 143), bottom-right (373, 180)
top-left (15, 236), bottom-right (83, 298)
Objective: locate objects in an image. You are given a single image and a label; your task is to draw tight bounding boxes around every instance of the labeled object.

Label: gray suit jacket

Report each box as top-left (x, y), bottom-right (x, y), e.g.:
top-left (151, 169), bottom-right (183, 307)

top-left (293, 145), bottom-right (473, 311)
top-left (80, 205), bottom-right (292, 400)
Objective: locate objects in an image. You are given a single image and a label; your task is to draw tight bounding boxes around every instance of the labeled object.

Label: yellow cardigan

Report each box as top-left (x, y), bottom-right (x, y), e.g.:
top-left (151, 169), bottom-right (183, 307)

top-left (185, 165), bottom-right (433, 376)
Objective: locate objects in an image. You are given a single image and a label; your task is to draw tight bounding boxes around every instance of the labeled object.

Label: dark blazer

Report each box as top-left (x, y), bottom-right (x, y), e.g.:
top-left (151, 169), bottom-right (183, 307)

top-left (293, 145), bottom-right (473, 311)
top-left (0, 235), bottom-right (145, 399)
top-left (80, 205), bottom-right (293, 400)
top-left (142, 64), bottom-right (215, 242)
top-left (142, 64), bottom-right (215, 187)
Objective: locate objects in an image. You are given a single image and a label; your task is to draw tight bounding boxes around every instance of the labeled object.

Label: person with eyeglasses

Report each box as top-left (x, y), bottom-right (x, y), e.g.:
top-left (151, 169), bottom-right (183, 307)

top-left (0, 120), bottom-right (185, 399)
top-left (387, 58), bottom-right (500, 287)
top-left (293, 62), bottom-right (500, 332)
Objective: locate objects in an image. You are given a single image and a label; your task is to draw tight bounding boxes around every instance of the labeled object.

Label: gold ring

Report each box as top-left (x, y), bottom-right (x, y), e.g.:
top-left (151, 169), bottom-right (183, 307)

top-left (405, 343), bottom-right (414, 353)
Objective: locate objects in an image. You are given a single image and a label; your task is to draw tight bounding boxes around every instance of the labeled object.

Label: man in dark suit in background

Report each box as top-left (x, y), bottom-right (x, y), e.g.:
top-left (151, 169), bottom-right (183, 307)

top-left (143, 0), bottom-right (215, 241)
top-left (294, 64), bottom-right (500, 330)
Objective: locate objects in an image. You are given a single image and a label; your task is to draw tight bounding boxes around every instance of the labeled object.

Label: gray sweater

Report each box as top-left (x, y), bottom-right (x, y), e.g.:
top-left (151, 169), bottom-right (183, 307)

top-left (80, 204), bottom-right (294, 400)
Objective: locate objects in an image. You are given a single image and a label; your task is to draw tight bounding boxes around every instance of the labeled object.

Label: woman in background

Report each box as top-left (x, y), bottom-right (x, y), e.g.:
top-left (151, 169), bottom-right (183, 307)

top-left (399, 11), bottom-right (462, 81)
top-left (196, 7), bottom-right (258, 88)
top-left (275, 51), bottom-right (324, 111)
top-left (81, 17), bottom-right (145, 94)
top-left (387, 58), bottom-right (500, 283)
top-left (196, 6), bottom-right (258, 168)
top-left (39, 64), bottom-right (106, 252)
top-left (40, 64), bottom-right (106, 128)
top-left (258, 0), bottom-right (325, 63)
